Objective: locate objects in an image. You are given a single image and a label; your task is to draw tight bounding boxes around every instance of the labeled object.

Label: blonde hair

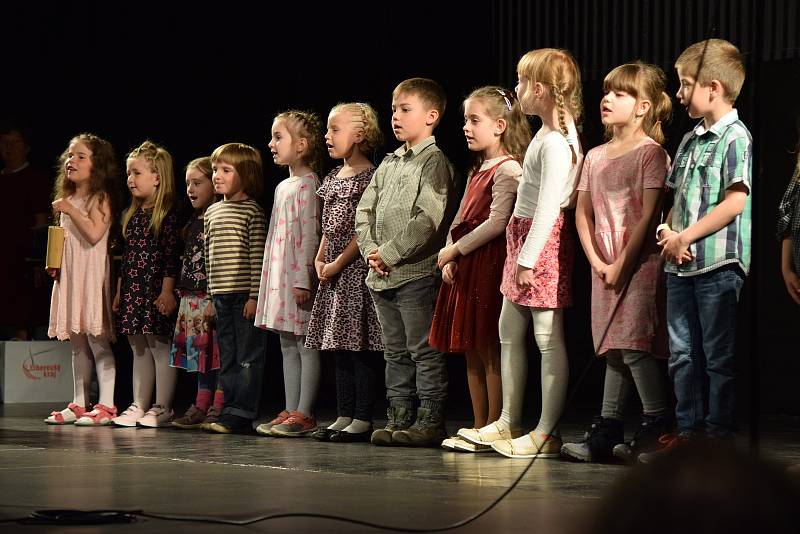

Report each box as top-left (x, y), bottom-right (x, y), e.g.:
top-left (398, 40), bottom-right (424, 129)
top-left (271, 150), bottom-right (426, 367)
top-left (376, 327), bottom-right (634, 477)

top-left (210, 143), bottom-right (263, 199)
top-left (675, 39), bottom-right (745, 103)
top-left (603, 62), bottom-right (673, 145)
top-left (185, 156), bottom-right (212, 179)
top-left (393, 77), bottom-right (447, 127)
top-left (329, 102), bottom-right (384, 157)
top-left (517, 48), bottom-right (583, 163)
top-left (464, 86), bottom-right (532, 175)
top-left (274, 110), bottom-right (324, 177)
top-left (122, 140), bottom-right (175, 239)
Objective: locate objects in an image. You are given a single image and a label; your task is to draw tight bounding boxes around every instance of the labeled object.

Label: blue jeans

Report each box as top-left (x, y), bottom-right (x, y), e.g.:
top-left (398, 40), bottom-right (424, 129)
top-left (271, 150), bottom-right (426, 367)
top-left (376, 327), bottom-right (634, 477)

top-left (369, 276), bottom-right (448, 408)
top-left (213, 293), bottom-right (267, 421)
top-left (666, 265), bottom-right (744, 438)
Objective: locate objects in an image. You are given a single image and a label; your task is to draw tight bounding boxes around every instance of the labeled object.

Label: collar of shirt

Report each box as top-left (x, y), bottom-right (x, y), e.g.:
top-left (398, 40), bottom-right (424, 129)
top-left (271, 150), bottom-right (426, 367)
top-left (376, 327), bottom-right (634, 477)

top-left (691, 109), bottom-right (739, 138)
top-left (390, 136), bottom-right (437, 158)
top-left (0, 161), bottom-right (29, 174)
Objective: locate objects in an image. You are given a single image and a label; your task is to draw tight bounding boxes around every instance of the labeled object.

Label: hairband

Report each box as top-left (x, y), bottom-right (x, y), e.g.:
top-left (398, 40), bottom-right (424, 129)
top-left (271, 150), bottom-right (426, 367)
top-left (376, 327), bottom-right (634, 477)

top-left (495, 88), bottom-right (515, 111)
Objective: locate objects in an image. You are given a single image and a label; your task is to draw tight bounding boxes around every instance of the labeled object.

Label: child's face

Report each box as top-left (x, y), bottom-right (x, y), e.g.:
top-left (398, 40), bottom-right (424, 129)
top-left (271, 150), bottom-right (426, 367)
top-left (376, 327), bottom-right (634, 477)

top-left (268, 120), bottom-right (297, 166)
top-left (64, 140), bottom-right (93, 186)
top-left (675, 66), bottom-right (711, 120)
top-left (600, 88), bottom-right (638, 127)
top-left (211, 160), bottom-right (245, 200)
top-left (515, 75), bottom-right (535, 115)
top-left (325, 110), bottom-right (363, 160)
top-left (185, 167), bottom-right (215, 211)
top-left (391, 92), bottom-right (435, 147)
top-left (126, 156), bottom-right (160, 205)
top-left (463, 98), bottom-right (503, 154)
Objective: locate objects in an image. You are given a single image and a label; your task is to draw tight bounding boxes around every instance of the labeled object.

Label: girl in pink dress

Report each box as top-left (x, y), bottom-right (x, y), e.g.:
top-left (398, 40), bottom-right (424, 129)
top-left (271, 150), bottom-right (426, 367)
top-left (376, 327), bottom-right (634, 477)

top-left (562, 62), bottom-right (673, 463)
top-left (255, 111), bottom-right (323, 437)
top-left (45, 133), bottom-right (121, 426)
top-left (460, 48), bottom-right (584, 459)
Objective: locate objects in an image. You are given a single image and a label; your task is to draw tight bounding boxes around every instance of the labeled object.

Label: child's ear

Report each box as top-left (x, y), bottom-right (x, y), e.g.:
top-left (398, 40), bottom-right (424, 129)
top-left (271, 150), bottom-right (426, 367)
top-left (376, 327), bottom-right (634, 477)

top-left (426, 108), bottom-right (440, 127)
top-left (495, 118), bottom-right (508, 135)
top-left (709, 79), bottom-right (726, 101)
top-left (296, 137), bottom-right (309, 155)
top-left (354, 129), bottom-right (365, 143)
top-left (636, 99), bottom-right (652, 119)
top-left (154, 174), bottom-right (160, 186)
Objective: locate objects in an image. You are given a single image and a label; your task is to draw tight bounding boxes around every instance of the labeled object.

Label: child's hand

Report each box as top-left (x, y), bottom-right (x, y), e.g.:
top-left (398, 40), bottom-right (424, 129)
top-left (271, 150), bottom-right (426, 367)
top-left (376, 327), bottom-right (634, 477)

top-left (602, 258), bottom-right (630, 293)
top-left (315, 259), bottom-right (328, 284)
top-left (320, 261), bottom-right (343, 281)
top-left (204, 301), bottom-right (215, 319)
top-left (112, 292), bottom-right (120, 312)
top-left (658, 230), bottom-right (693, 265)
top-left (515, 265), bottom-right (535, 289)
top-left (367, 249), bottom-right (390, 277)
top-left (51, 197), bottom-right (75, 217)
top-left (292, 288), bottom-right (310, 305)
top-left (154, 291), bottom-right (177, 316)
top-left (437, 244), bottom-right (460, 270)
top-left (242, 298), bottom-right (257, 320)
top-left (46, 267), bottom-right (60, 281)
top-left (442, 261), bottom-right (458, 285)
top-left (590, 259), bottom-right (608, 281)
top-left (782, 269), bottom-right (800, 306)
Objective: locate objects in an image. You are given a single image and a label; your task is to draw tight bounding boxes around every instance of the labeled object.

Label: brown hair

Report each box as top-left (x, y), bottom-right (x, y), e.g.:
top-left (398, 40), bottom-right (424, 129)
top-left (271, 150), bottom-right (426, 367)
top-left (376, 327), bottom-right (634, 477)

top-left (329, 102), bottom-right (384, 157)
top-left (122, 140), bottom-right (176, 239)
top-left (210, 143), bottom-right (264, 199)
top-left (464, 86), bottom-right (532, 175)
top-left (517, 48), bottom-right (583, 163)
top-left (393, 77), bottom-right (447, 127)
top-left (603, 61), bottom-right (673, 144)
top-left (273, 110), bottom-right (325, 177)
top-left (675, 39), bottom-right (745, 103)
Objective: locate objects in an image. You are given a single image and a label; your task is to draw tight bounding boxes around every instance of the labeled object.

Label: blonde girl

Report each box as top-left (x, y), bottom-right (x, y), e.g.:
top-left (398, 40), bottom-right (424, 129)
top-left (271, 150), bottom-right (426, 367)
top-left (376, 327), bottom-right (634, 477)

top-left (255, 111), bottom-right (323, 437)
top-left (429, 87), bottom-right (531, 452)
top-left (460, 48), bottom-right (584, 458)
top-left (562, 62), bottom-right (673, 463)
top-left (45, 133), bottom-right (121, 426)
top-left (113, 140), bottom-right (181, 428)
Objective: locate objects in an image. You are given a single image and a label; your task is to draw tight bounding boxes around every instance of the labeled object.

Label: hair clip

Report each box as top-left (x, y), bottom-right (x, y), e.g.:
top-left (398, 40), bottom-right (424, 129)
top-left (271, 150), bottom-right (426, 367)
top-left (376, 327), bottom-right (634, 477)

top-left (496, 88), bottom-right (514, 111)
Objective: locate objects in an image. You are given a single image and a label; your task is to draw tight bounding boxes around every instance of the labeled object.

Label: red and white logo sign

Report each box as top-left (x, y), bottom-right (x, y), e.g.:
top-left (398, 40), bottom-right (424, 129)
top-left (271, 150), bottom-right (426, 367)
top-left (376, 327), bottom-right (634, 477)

top-left (21, 349), bottom-right (62, 381)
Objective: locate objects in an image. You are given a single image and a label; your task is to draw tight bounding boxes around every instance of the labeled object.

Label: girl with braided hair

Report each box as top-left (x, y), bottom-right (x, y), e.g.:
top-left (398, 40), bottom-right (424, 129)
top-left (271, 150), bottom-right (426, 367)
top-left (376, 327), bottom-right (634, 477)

top-left (255, 110), bottom-right (324, 437)
top-left (460, 48), bottom-right (584, 459)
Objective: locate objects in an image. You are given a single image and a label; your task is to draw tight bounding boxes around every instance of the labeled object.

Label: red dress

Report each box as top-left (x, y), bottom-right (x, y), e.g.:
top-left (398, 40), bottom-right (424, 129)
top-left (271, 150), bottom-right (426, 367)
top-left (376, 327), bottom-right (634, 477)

top-left (429, 159), bottom-right (512, 352)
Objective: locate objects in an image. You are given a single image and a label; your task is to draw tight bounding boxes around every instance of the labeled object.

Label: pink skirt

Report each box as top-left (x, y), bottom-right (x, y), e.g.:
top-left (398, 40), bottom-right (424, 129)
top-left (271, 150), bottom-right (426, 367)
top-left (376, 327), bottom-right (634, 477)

top-left (500, 213), bottom-right (574, 308)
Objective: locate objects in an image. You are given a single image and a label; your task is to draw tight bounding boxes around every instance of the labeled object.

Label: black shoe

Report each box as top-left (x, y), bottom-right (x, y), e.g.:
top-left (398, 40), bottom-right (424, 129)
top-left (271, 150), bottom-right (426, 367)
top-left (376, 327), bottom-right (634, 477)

top-left (209, 414), bottom-right (253, 434)
top-left (311, 427), bottom-right (339, 442)
top-left (371, 405), bottom-right (414, 446)
top-left (561, 416), bottom-right (624, 462)
top-left (613, 413), bottom-right (674, 463)
top-left (330, 426), bottom-right (373, 443)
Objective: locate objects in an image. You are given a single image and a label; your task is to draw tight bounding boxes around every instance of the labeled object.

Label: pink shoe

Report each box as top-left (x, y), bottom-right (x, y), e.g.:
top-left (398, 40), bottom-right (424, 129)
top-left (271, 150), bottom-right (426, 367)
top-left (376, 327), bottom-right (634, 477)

top-left (112, 403), bottom-right (146, 427)
top-left (75, 404), bottom-right (118, 426)
top-left (44, 403), bottom-right (86, 425)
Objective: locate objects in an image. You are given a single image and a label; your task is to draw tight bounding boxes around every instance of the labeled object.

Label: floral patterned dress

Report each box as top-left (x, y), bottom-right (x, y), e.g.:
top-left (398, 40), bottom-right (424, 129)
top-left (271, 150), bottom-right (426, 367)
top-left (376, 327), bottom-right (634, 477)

top-left (306, 167), bottom-right (383, 351)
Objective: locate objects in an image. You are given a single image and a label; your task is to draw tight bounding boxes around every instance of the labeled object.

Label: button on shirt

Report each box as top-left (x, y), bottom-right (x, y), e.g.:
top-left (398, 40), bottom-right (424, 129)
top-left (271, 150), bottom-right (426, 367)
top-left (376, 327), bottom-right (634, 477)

top-left (355, 136), bottom-right (456, 291)
top-left (665, 109), bottom-right (753, 276)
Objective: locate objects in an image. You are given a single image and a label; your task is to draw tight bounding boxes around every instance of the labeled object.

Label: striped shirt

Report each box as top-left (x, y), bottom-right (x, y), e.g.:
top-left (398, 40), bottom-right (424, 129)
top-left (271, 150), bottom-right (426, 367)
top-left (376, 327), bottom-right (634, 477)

top-left (204, 199), bottom-right (267, 298)
top-left (665, 109), bottom-right (753, 276)
top-left (355, 136), bottom-right (456, 291)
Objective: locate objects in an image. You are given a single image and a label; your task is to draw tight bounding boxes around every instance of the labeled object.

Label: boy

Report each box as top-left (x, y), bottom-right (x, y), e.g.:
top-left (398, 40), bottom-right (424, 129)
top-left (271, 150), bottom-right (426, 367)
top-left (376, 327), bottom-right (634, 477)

top-left (648, 39), bottom-right (752, 459)
top-left (355, 78), bottom-right (457, 447)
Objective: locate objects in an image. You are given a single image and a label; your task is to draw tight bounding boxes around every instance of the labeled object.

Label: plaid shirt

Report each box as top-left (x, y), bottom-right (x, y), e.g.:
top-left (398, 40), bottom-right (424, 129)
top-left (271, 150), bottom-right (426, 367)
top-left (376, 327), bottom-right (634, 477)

top-left (665, 110), bottom-right (753, 276)
top-left (355, 136), bottom-right (456, 291)
top-left (777, 167), bottom-right (800, 274)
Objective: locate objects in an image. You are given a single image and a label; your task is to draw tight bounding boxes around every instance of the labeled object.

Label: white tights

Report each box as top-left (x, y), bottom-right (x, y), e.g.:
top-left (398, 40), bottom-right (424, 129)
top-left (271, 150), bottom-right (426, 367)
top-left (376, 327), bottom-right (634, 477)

top-left (128, 334), bottom-right (175, 410)
top-left (70, 333), bottom-right (116, 407)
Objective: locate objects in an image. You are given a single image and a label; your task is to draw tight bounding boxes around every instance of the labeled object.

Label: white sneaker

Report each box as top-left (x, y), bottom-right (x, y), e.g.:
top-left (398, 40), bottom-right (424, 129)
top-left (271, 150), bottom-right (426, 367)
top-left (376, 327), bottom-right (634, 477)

top-left (137, 405), bottom-right (174, 428)
top-left (112, 403), bottom-right (145, 427)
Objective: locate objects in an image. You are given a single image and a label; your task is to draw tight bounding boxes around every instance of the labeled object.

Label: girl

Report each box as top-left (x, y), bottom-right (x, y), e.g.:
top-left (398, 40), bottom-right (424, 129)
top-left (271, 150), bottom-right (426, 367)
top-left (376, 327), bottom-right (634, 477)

top-left (430, 87), bottom-right (531, 452)
top-left (306, 103), bottom-right (384, 443)
top-left (254, 111), bottom-right (323, 438)
top-left (113, 140), bottom-right (181, 428)
top-left (778, 151), bottom-right (800, 307)
top-left (169, 157), bottom-right (224, 430)
top-left (45, 133), bottom-right (121, 426)
top-left (459, 48), bottom-right (584, 458)
top-left (203, 143), bottom-right (268, 434)
top-left (562, 62), bottom-right (673, 463)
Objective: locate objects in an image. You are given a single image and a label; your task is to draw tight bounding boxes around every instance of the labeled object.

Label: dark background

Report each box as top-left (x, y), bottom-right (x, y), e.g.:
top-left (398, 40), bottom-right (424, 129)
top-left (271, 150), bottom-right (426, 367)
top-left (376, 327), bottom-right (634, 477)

top-left (3, 1), bottom-right (799, 426)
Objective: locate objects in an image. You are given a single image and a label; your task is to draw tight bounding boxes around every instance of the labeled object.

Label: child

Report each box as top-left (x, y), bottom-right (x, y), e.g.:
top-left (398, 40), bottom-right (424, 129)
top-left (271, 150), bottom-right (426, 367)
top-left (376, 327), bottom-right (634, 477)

top-left (459, 49), bottom-right (584, 458)
top-left (777, 152), bottom-right (800, 306)
top-left (45, 133), bottom-right (120, 426)
top-left (204, 143), bottom-right (268, 434)
top-left (355, 77), bottom-right (457, 447)
top-left (113, 140), bottom-right (180, 428)
top-left (650, 39), bottom-right (752, 456)
top-left (562, 62), bottom-right (673, 463)
top-left (170, 157), bottom-right (224, 429)
top-left (305, 103), bottom-right (384, 443)
top-left (254, 111), bottom-right (323, 438)
top-left (429, 86), bottom-right (530, 452)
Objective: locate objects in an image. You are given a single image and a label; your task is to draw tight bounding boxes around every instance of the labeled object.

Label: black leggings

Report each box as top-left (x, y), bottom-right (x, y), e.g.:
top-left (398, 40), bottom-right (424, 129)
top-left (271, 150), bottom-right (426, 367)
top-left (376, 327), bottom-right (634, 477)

top-left (334, 350), bottom-right (379, 421)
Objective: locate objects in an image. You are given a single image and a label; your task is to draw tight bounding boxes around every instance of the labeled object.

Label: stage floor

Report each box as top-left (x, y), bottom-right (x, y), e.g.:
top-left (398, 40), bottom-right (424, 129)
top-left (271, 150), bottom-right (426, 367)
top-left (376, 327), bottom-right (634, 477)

top-left (0, 404), bottom-right (798, 533)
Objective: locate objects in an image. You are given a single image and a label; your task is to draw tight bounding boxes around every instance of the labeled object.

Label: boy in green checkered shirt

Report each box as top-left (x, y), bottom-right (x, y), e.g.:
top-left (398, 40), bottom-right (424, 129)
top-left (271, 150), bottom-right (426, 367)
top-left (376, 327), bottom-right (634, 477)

top-left (647, 39), bottom-right (752, 459)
